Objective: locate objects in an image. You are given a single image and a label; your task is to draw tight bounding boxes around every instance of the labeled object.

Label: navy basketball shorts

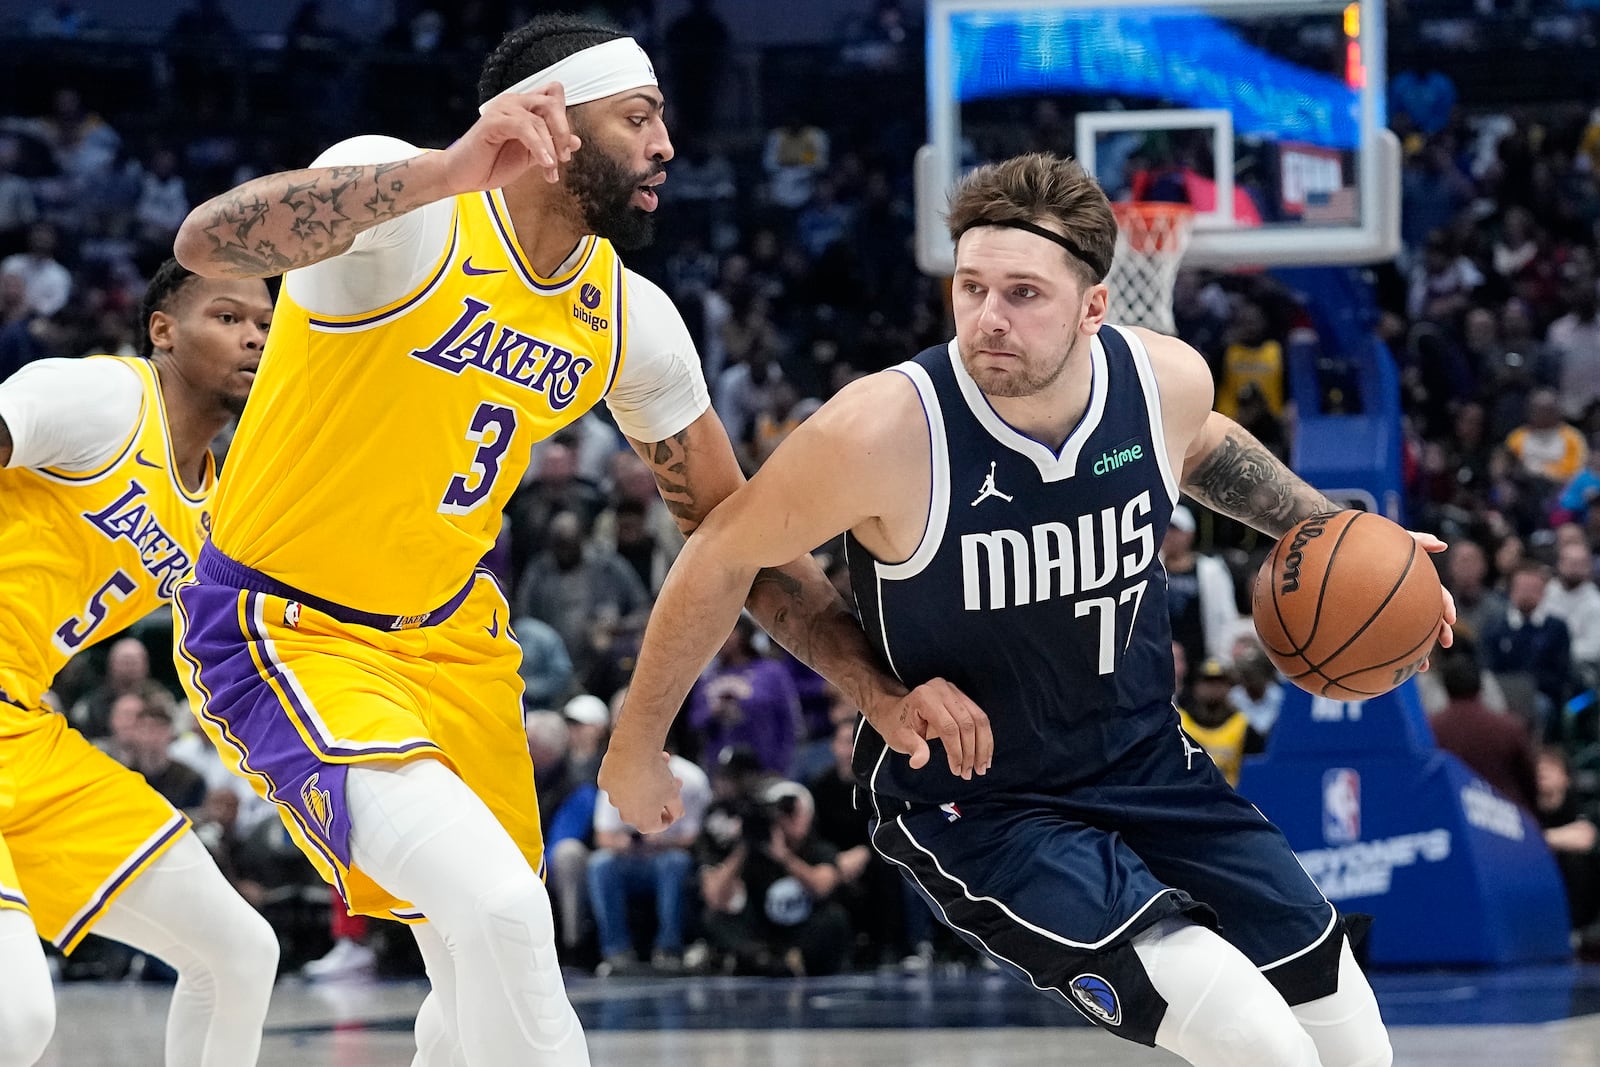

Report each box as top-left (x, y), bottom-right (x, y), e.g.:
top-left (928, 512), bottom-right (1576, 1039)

top-left (867, 722), bottom-right (1342, 1046)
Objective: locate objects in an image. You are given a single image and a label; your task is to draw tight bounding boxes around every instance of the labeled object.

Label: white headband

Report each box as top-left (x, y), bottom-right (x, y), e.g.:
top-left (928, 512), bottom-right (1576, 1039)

top-left (479, 37), bottom-right (658, 115)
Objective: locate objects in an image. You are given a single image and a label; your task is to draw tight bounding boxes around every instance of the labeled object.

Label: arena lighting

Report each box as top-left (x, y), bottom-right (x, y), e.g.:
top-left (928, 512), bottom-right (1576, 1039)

top-left (1345, 3), bottom-right (1365, 88)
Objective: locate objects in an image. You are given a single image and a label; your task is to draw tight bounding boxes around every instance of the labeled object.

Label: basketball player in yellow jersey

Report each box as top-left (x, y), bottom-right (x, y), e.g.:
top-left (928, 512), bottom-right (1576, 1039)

top-left (0, 259), bottom-right (278, 1067)
top-left (172, 14), bottom-right (989, 1067)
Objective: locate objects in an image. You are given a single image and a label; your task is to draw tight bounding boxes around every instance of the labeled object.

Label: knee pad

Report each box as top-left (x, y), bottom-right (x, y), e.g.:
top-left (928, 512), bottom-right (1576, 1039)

top-left (1137, 921), bottom-right (1320, 1067)
top-left (1291, 938), bottom-right (1392, 1067)
top-left (471, 876), bottom-right (575, 1052)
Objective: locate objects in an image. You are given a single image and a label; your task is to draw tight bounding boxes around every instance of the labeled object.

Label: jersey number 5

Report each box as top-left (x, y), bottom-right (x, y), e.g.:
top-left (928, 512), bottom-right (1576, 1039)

top-left (54, 570), bottom-right (139, 653)
top-left (439, 402), bottom-right (518, 516)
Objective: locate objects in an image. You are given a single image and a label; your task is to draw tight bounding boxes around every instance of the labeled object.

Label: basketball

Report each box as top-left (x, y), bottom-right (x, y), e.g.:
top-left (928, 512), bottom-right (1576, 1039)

top-left (1251, 511), bottom-right (1443, 701)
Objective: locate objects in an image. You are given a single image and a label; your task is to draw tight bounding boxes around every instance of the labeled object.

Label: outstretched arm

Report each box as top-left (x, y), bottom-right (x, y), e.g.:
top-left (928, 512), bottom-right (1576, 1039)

top-left (611, 377), bottom-right (990, 831)
top-left (174, 84), bottom-right (579, 278)
top-left (627, 411), bottom-right (906, 730)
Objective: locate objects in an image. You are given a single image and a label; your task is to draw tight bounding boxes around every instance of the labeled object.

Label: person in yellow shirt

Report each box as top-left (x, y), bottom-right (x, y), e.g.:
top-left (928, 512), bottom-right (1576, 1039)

top-left (1178, 659), bottom-right (1267, 788)
top-left (171, 14), bottom-right (987, 1066)
top-left (1505, 387), bottom-right (1587, 487)
top-left (0, 259), bottom-right (278, 1067)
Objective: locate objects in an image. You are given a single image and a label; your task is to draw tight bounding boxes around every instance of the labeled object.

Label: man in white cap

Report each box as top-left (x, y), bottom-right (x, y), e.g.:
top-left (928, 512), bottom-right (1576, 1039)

top-left (1160, 503), bottom-right (1242, 675)
top-left (171, 13), bottom-right (990, 1066)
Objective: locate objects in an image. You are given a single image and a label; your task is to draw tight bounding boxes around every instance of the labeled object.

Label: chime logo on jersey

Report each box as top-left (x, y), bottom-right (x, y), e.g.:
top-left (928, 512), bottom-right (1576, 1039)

top-left (410, 296), bottom-right (596, 411)
top-left (1069, 973), bottom-right (1122, 1027)
top-left (1092, 440), bottom-right (1145, 476)
top-left (80, 480), bottom-right (192, 598)
top-left (959, 490), bottom-right (1155, 611)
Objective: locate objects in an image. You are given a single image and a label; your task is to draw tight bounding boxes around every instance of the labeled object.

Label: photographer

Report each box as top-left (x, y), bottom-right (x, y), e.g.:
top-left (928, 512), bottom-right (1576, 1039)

top-left (696, 779), bottom-right (853, 976)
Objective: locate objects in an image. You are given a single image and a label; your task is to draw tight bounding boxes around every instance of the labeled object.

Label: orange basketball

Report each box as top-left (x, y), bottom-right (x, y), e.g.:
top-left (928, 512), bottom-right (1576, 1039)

top-left (1251, 511), bottom-right (1443, 701)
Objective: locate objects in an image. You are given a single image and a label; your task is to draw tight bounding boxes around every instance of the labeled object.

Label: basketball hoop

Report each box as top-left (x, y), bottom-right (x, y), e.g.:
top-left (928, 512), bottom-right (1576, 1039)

top-left (1105, 202), bottom-right (1195, 335)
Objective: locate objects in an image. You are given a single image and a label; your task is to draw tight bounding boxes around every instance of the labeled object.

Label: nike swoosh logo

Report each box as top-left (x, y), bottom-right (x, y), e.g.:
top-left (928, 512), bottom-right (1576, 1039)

top-left (462, 257), bottom-right (505, 276)
top-left (134, 450), bottom-right (162, 469)
top-left (486, 611), bottom-right (499, 639)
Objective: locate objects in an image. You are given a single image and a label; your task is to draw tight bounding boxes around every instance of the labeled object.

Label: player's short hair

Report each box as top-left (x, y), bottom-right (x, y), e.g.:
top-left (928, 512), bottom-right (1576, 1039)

top-left (136, 258), bottom-right (200, 359)
top-left (946, 152), bottom-right (1116, 288)
top-left (478, 14), bottom-right (625, 105)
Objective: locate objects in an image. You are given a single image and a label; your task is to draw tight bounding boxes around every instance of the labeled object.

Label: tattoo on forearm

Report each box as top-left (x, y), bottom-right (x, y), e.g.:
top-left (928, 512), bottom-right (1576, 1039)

top-left (1184, 432), bottom-right (1340, 537)
top-left (642, 430), bottom-right (700, 530)
top-left (194, 159), bottom-right (417, 276)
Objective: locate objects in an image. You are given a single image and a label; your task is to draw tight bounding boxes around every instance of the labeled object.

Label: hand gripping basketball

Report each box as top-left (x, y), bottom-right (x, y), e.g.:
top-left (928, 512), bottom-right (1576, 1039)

top-left (1252, 513), bottom-right (1455, 700)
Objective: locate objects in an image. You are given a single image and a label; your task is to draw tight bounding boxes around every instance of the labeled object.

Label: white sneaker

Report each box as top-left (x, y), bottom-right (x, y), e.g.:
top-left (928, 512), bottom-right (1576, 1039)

top-left (302, 937), bottom-right (376, 981)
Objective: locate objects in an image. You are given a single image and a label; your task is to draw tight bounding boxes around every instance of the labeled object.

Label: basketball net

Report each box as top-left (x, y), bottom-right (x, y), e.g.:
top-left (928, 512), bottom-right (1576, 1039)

top-left (1104, 202), bottom-right (1195, 335)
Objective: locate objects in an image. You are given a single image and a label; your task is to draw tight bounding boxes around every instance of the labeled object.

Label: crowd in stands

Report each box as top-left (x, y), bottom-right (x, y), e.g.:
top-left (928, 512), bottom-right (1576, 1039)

top-left (7, 0), bottom-right (1600, 979)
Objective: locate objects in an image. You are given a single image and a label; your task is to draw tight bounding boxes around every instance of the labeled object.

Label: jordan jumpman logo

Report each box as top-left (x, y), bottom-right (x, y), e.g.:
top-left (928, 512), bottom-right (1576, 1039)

top-left (971, 461), bottom-right (1014, 507)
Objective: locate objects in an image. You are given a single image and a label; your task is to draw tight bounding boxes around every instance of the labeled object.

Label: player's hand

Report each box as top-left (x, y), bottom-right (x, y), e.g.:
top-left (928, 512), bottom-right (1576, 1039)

top-left (1407, 529), bottom-right (1456, 670)
top-left (597, 747), bottom-right (684, 833)
top-left (443, 81), bottom-right (582, 193)
top-left (866, 678), bottom-right (992, 780)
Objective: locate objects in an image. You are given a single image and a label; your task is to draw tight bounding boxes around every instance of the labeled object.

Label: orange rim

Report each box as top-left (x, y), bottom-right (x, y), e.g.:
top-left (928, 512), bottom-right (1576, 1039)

top-left (1111, 201), bottom-right (1195, 255)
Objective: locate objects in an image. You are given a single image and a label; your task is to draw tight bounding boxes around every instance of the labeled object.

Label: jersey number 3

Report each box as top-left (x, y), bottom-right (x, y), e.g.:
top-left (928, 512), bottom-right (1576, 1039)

top-left (439, 402), bottom-right (518, 516)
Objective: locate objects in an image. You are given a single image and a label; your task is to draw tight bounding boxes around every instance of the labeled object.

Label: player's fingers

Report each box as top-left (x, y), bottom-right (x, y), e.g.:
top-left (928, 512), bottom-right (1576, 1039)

top-left (1440, 585), bottom-right (1458, 628)
top-left (920, 700), bottom-right (973, 780)
top-left (905, 734), bottom-right (931, 770)
top-left (491, 108), bottom-right (561, 179)
top-left (1409, 530), bottom-right (1447, 553)
top-left (537, 83), bottom-right (577, 161)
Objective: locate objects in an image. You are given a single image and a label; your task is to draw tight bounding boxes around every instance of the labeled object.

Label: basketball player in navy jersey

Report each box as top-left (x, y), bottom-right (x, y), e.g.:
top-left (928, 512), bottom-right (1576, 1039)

top-left (604, 152), bottom-right (1454, 1066)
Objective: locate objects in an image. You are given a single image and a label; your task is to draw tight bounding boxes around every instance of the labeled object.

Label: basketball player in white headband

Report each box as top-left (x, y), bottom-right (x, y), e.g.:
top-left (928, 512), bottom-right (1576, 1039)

top-left (173, 12), bottom-right (992, 1067)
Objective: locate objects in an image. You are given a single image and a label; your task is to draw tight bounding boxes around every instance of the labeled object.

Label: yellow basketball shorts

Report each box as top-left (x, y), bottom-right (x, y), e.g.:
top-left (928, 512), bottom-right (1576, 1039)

top-left (172, 556), bottom-right (542, 921)
top-left (0, 703), bottom-right (189, 950)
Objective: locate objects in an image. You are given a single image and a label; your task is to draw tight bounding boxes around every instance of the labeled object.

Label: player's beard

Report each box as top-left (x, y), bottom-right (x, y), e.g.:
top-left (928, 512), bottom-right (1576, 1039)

top-left (566, 139), bottom-right (659, 252)
top-left (960, 334), bottom-right (1076, 398)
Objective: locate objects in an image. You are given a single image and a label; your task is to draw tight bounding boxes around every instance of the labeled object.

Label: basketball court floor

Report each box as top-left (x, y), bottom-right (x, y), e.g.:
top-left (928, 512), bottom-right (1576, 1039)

top-left (40, 963), bottom-right (1600, 1065)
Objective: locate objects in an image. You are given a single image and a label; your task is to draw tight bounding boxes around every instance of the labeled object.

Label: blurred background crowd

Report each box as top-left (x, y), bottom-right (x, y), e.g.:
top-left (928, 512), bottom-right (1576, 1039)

top-left (7, 0), bottom-right (1600, 983)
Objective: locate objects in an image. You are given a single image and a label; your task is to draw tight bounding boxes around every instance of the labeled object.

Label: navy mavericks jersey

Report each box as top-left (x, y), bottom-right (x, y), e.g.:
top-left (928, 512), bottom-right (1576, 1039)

top-left (847, 325), bottom-right (1179, 805)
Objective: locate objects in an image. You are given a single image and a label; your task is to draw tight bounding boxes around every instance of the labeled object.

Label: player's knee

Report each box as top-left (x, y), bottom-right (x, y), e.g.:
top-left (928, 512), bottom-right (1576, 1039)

top-left (1180, 1005), bottom-right (1319, 1067)
top-left (472, 871), bottom-right (557, 956)
top-left (0, 978), bottom-right (55, 1067)
top-left (469, 874), bottom-right (578, 1050)
top-left (201, 905), bottom-right (280, 997)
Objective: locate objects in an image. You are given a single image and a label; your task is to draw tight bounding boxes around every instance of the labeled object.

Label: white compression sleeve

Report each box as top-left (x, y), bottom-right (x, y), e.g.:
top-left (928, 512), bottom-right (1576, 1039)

top-left (410, 923), bottom-right (466, 1067)
top-left (0, 908), bottom-right (55, 1067)
top-left (92, 831), bottom-right (279, 1067)
top-left (1133, 919), bottom-right (1321, 1067)
top-left (345, 758), bottom-right (589, 1067)
top-left (1289, 938), bottom-right (1393, 1067)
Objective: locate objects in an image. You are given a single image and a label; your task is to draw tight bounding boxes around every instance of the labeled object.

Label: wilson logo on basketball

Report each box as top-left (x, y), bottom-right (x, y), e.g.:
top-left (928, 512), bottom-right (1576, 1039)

top-left (1278, 511), bottom-right (1337, 595)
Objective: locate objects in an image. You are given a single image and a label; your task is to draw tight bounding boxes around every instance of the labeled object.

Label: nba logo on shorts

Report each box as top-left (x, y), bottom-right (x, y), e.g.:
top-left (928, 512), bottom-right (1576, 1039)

top-left (579, 283), bottom-right (603, 309)
top-left (1322, 768), bottom-right (1361, 845)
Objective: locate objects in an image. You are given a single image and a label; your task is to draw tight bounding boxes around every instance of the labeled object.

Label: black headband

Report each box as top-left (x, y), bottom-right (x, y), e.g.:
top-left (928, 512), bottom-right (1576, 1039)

top-left (954, 218), bottom-right (1110, 281)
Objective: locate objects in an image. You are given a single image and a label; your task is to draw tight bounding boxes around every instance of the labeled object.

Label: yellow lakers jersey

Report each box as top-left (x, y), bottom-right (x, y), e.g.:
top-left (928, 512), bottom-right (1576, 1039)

top-left (211, 190), bottom-right (627, 616)
top-left (0, 357), bottom-right (214, 709)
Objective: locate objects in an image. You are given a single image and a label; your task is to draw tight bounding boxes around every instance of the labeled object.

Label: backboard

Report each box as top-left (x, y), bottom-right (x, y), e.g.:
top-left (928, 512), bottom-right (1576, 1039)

top-left (916, 0), bottom-right (1399, 274)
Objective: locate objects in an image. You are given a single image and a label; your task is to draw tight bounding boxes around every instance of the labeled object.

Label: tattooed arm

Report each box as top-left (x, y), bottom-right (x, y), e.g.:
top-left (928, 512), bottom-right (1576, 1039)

top-left (1183, 418), bottom-right (1342, 538)
top-left (174, 84), bottom-right (580, 278)
top-left (173, 156), bottom-right (444, 278)
top-left (1133, 326), bottom-right (1339, 538)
